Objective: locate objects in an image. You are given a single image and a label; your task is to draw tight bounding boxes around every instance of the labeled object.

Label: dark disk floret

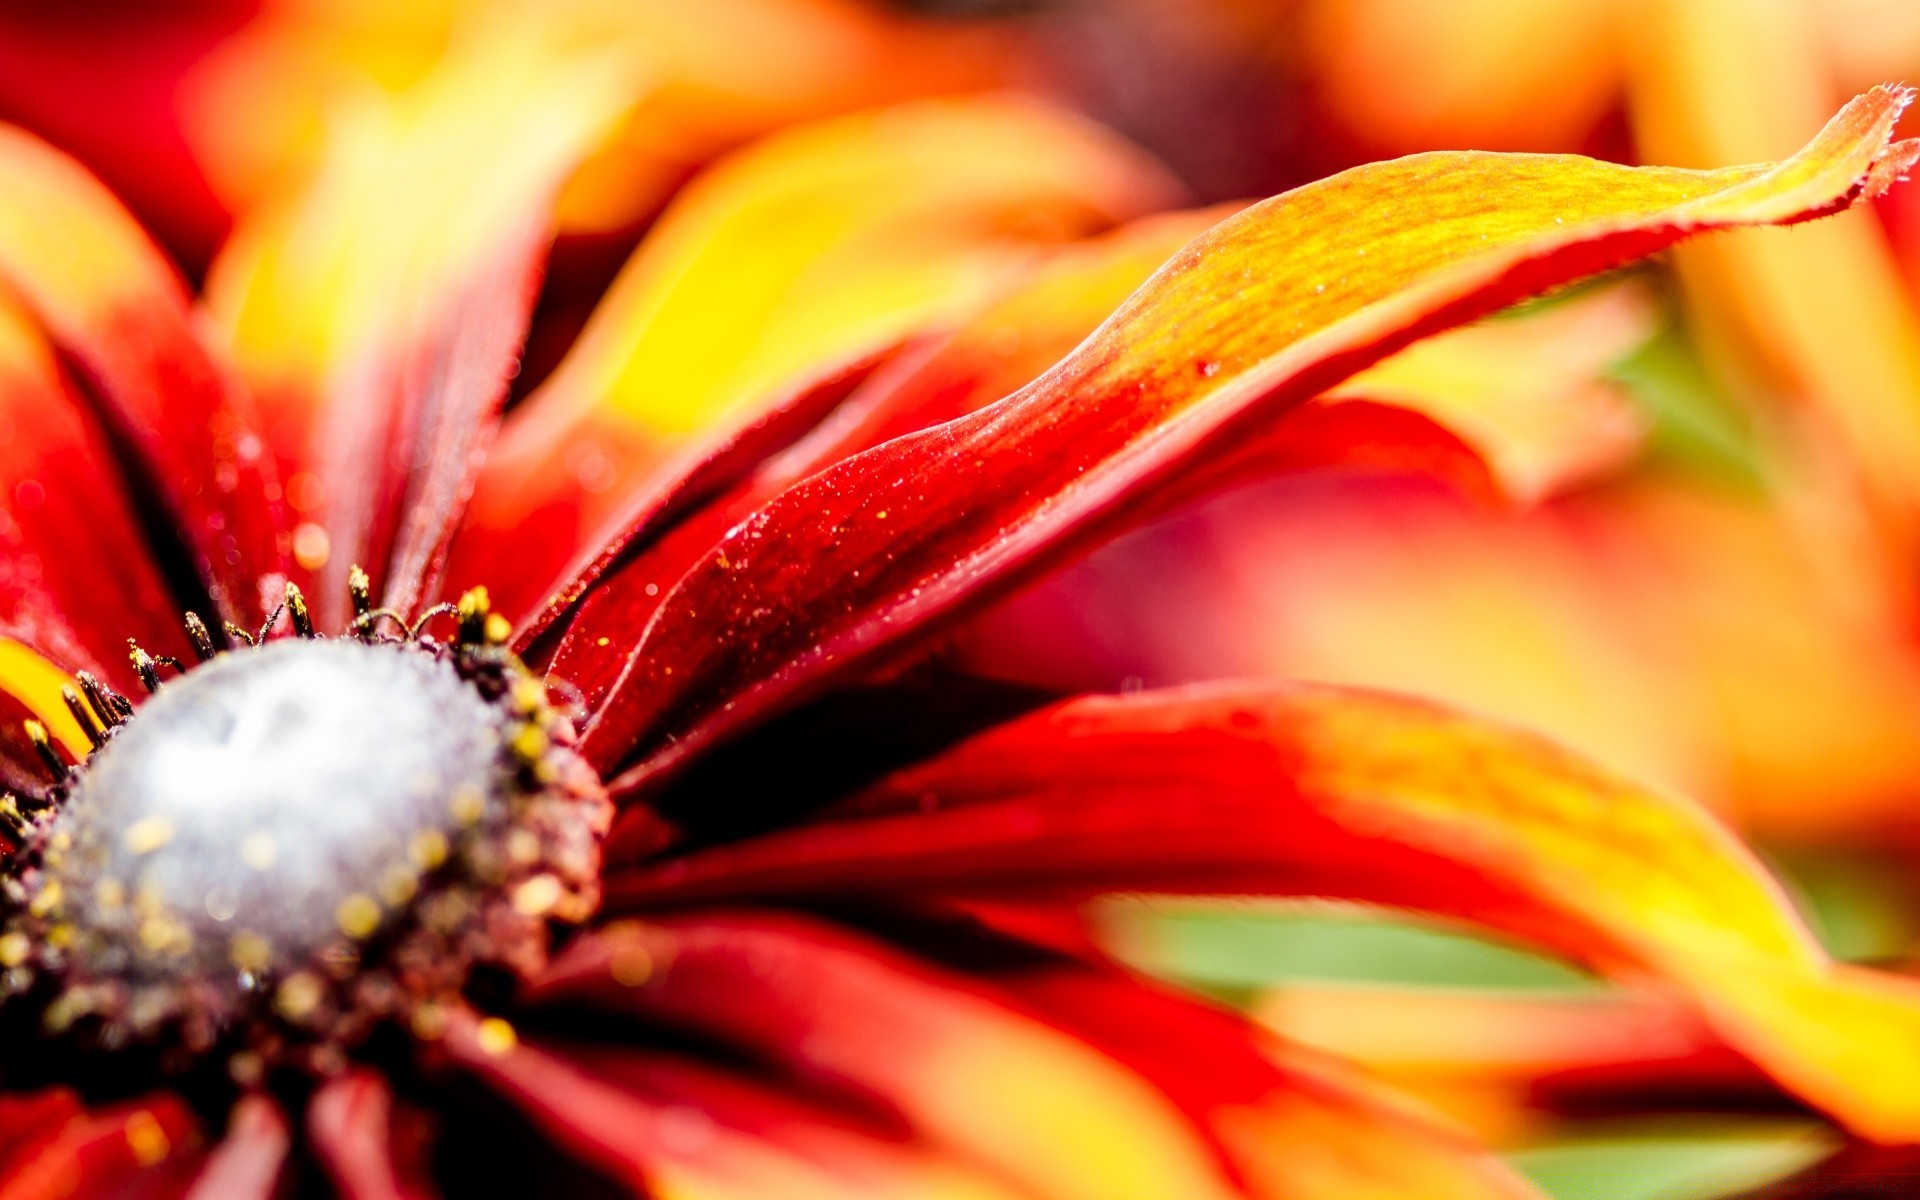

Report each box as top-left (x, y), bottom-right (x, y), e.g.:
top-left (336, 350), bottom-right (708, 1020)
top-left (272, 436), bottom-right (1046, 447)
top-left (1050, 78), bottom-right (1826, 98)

top-left (0, 581), bottom-right (609, 1082)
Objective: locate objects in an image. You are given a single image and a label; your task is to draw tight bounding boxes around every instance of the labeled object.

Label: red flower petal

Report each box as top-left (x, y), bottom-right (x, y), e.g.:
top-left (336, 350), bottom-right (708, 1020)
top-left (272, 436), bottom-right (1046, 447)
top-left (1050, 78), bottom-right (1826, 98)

top-left (0, 1092), bottom-right (201, 1200)
top-left (0, 289), bottom-right (189, 688)
top-left (530, 911), bottom-right (1248, 1200)
top-left (444, 1008), bottom-right (1032, 1199)
top-left (0, 123), bottom-right (287, 628)
top-left (609, 681), bottom-right (1920, 1143)
top-left (305, 1071), bottom-right (433, 1200)
top-left (567, 86), bottom-right (1920, 786)
top-left (454, 97), bottom-right (1184, 632)
top-left (1000, 965), bottom-right (1539, 1200)
top-left (180, 1096), bottom-right (286, 1200)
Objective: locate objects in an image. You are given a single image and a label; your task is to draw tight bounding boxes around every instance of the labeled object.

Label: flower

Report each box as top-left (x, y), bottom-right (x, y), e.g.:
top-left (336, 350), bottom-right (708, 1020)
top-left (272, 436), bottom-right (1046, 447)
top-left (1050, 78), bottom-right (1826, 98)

top-left (0, 19), bottom-right (1915, 1199)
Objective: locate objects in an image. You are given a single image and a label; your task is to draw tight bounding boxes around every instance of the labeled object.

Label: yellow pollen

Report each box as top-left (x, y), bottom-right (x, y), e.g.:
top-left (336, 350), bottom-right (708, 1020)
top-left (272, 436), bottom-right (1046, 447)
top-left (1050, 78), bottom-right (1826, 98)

top-left (0, 931), bottom-right (29, 967)
top-left (230, 932), bottom-right (272, 973)
top-left (27, 881), bottom-right (61, 918)
top-left (475, 1016), bottom-right (517, 1056)
top-left (379, 866), bottom-right (420, 907)
top-left (274, 972), bottom-right (325, 1021)
top-left (411, 1002), bottom-right (450, 1041)
top-left (45, 924), bottom-right (72, 949)
top-left (335, 893), bottom-right (382, 940)
top-left (139, 915), bottom-right (190, 955)
top-left (123, 816), bottom-right (175, 855)
top-left (484, 613), bottom-right (512, 644)
top-left (510, 724), bottom-right (548, 762)
top-left (123, 1111), bottom-right (171, 1167)
top-left (505, 828), bottom-right (541, 865)
top-left (409, 829), bottom-right (450, 870)
top-left (449, 785), bottom-right (486, 825)
top-left (95, 879), bottom-right (125, 910)
top-left (239, 832), bottom-right (278, 870)
top-left (511, 874), bottom-right (563, 916)
top-left (510, 679), bottom-right (546, 713)
top-left (610, 942), bottom-right (654, 988)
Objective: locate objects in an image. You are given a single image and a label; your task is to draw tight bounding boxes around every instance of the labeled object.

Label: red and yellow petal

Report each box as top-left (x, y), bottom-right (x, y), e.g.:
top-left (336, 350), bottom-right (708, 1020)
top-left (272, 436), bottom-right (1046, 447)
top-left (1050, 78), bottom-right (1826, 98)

top-left (563, 86), bottom-right (1918, 786)
top-left (0, 123), bottom-right (287, 629)
top-left (994, 963), bottom-right (1540, 1200)
top-left (454, 96), bottom-right (1185, 628)
top-left (609, 682), bottom-right (1920, 1143)
top-left (445, 1011), bottom-right (1032, 1200)
top-left (530, 913), bottom-right (1248, 1200)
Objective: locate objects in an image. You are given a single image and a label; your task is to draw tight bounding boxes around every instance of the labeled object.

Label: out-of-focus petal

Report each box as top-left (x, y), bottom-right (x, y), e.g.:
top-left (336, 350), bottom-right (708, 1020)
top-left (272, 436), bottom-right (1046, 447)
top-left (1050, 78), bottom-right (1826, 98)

top-left (0, 5), bottom-right (248, 266)
top-left (306, 1071), bottom-right (433, 1200)
top-left (454, 96), bottom-right (1183, 628)
top-left (204, 13), bottom-right (638, 627)
top-left (182, 1096), bottom-right (288, 1200)
top-left (1296, 0), bottom-right (1623, 155)
top-left (1323, 280), bottom-right (1656, 503)
top-left (181, 0), bottom-right (1018, 237)
top-left (995, 964), bottom-right (1541, 1200)
top-left (0, 286), bottom-right (190, 689)
top-left (608, 682), bottom-right (1920, 1143)
top-left (530, 913), bottom-right (1249, 1200)
top-left (0, 1092), bottom-right (202, 1200)
top-left (960, 468), bottom-right (1920, 842)
top-left (556, 87), bottom-right (1917, 785)
top-left (0, 123), bottom-right (287, 628)
top-left (443, 1009), bottom-right (1032, 1200)
top-left (1629, 0), bottom-right (1920, 545)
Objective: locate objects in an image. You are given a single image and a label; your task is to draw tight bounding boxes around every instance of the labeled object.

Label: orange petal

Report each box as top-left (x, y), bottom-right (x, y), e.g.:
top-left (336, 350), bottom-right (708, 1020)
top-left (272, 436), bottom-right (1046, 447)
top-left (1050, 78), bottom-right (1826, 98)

top-left (451, 96), bottom-right (1183, 626)
top-left (610, 681), bottom-right (1920, 1143)
top-left (1299, 0), bottom-right (1623, 155)
top-left (203, 10), bottom-right (639, 626)
top-left (444, 1012), bottom-right (1032, 1200)
top-left (568, 86), bottom-right (1919, 785)
top-left (1629, 0), bottom-right (1920, 542)
top-left (532, 913), bottom-right (1248, 1200)
top-left (1324, 279), bottom-right (1657, 503)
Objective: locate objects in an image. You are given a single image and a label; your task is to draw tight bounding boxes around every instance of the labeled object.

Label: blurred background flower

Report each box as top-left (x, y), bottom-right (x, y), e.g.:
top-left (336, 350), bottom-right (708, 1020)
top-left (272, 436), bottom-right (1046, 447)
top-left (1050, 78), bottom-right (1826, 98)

top-left (4, 0), bottom-right (1920, 1195)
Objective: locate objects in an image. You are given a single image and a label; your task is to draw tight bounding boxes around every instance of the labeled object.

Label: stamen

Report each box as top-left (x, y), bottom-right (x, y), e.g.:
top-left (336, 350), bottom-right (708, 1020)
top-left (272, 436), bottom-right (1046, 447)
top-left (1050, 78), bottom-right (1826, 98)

top-left (456, 587), bottom-right (491, 646)
top-left (75, 672), bottom-right (129, 729)
top-left (183, 613), bottom-right (216, 662)
top-left (0, 794), bottom-right (27, 840)
top-left (128, 642), bottom-right (161, 694)
top-left (347, 564), bottom-right (372, 623)
top-left (254, 602), bottom-right (287, 645)
top-left (285, 583), bottom-right (314, 638)
top-left (222, 622), bottom-right (258, 648)
top-left (23, 720), bottom-right (67, 781)
top-left (59, 687), bottom-right (104, 752)
top-left (406, 603), bottom-right (459, 641)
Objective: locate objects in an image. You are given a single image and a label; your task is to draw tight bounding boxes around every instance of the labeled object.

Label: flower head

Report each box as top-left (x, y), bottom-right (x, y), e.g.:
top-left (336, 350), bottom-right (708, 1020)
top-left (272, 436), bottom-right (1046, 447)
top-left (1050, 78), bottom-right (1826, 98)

top-left (0, 16), bottom-right (1914, 1197)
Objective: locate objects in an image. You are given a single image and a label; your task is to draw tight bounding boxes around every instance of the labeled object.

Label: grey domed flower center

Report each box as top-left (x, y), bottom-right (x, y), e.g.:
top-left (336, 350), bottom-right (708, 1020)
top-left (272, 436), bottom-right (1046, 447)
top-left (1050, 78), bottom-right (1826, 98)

top-left (50, 640), bottom-right (502, 989)
top-left (0, 607), bottom-right (611, 1073)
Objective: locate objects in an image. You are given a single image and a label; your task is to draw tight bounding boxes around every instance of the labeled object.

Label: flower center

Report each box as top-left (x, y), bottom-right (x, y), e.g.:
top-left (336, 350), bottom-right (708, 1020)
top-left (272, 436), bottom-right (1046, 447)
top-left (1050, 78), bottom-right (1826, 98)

top-left (0, 599), bottom-right (609, 1079)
